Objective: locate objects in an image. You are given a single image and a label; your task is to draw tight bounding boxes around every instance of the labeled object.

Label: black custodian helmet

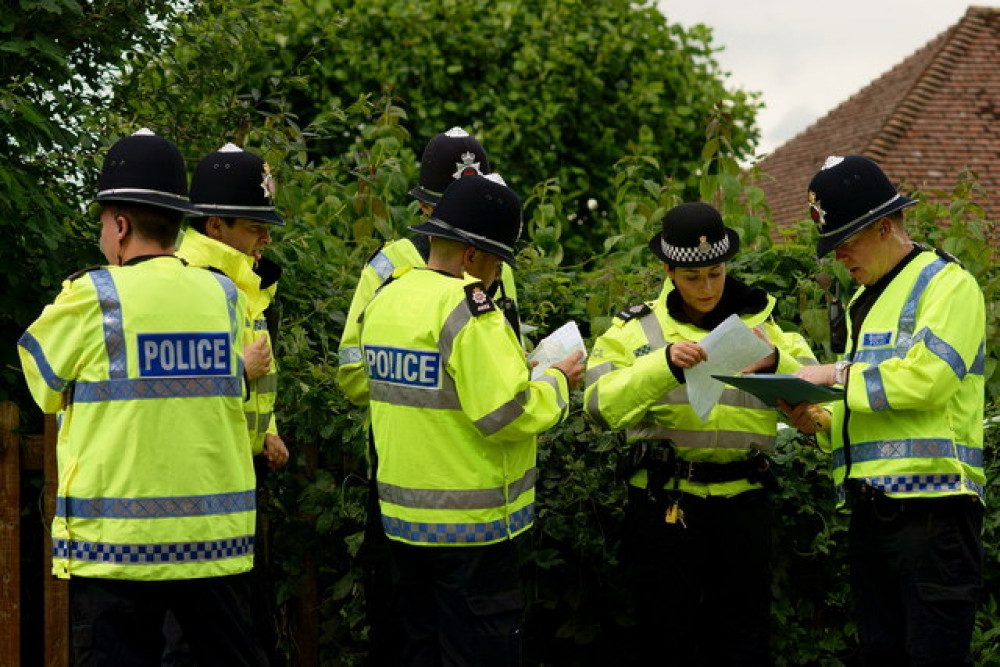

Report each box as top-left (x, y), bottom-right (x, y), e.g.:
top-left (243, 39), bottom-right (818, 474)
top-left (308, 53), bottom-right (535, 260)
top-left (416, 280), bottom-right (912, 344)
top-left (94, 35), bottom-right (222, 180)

top-left (409, 127), bottom-right (491, 205)
top-left (808, 155), bottom-right (916, 258)
top-left (189, 143), bottom-right (284, 225)
top-left (409, 174), bottom-right (521, 263)
top-left (96, 128), bottom-right (199, 215)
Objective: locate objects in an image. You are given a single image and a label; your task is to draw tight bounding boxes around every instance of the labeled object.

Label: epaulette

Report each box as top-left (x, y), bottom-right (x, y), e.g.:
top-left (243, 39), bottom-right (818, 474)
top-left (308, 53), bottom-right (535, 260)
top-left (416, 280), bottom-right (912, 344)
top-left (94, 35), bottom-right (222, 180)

top-left (464, 282), bottom-right (497, 317)
top-left (65, 265), bottom-right (104, 282)
top-left (933, 247), bottom-right (962, 267)
top-left (201, 265), bottom-right (228, 277)
top-left (615, 303), bottom-right (652, 323)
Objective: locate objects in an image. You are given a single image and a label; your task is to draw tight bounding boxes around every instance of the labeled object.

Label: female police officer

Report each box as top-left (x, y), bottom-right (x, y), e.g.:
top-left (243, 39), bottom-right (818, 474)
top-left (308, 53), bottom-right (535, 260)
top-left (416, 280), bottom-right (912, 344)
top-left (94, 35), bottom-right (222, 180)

top-left (584, 202), bottom-right (816, 665)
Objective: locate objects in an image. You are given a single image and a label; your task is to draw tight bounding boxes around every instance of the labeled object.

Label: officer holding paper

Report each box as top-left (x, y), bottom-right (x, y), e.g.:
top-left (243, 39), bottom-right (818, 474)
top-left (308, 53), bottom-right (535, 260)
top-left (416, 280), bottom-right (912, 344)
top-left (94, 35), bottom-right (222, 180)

top-left (358, 174), bottom-right (584, 666)
top-left (584, 202), bottom-right (816, 665)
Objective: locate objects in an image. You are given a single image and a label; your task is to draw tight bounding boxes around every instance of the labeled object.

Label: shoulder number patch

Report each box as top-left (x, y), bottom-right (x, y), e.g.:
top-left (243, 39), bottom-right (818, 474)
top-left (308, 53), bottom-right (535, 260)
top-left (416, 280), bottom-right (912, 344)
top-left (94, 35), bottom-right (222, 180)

top-left (465, 283), bottom-right (496, 316)
top-left (615, 303), bottom-right (652, 322)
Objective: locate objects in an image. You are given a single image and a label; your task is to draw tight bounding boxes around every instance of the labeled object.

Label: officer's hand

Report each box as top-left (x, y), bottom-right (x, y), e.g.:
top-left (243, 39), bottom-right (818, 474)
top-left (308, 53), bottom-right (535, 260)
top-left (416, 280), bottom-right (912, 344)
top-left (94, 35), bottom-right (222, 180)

top-left (551, 350), bottom-right (586, 391)
top-left (669, 341), bottom-right (707, 369)
top-left (742, 327), bottom-right (777, 373)
top-left (244, 334), bottom-right (272, 381)
top-left (778, 399), bottom-right (831, 435)
top-left (262, 433), bottom-right (290, 469)
top-left (795, 364), bottom-right (835, 386)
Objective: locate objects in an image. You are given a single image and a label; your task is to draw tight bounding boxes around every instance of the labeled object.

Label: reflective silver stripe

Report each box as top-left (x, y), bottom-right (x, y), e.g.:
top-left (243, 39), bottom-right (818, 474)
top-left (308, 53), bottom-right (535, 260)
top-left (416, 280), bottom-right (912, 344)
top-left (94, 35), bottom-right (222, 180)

top-left (863, 365), bottom-right (890, 411)
top-left (914, 327), bottom-right (967, 379)
top-left (818, 194), bottom-right (905, 238)
top-left (654, 386), bottom-right (770, 411)
top-left (245, 411), bottom-right (273, 432)
top-left (57, 490), bottom-right (255, 518)
top-left (73, 376), bottom-right (243, 402)
top-left (831, 438), bottom-right (982, 469)
top-left (439, 301), bottom-right (474, 367)
top-left (256, 374), bottom-right (278, 394)
top-left (17, 332), bottom-right (70, 392)
top-left (585, 360), bottom-right (615, 386)
top-left (369, 380), bottom-right (461, 410)
top-left (626, 426), bottom-right (776, 451)
top-left (91, 270), bottom-right (127, 378)
top-left (339, 346), bottom-right (362, 366)
top-left (538, 373), bottom-right (566, 410)
top-left (586, 383), bottom-right (610, 430)
top-left (425, 216), bottom-right (516, 255)
top-left (369, 252), bottom-right (395, 281)
top-left (796, 356), bottom-right (817, 366)
top-left (97, 187), bottom-right (191, 202)
top-left (638, 313), bottom-right (667, 349)
top-left (379, 468), bottom-right (537, 510)
top-left (53, 535), bottom-right (254, 564)
top-left (196, 202), bottom-right (277, 212)
top-left (475, 390), bottom-right (527, 436)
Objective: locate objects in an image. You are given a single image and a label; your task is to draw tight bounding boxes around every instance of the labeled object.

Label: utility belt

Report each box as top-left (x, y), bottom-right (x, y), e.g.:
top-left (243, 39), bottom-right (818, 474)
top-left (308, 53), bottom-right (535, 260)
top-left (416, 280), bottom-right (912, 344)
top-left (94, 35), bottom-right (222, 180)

top-left (629, 440), bottom-right (781, 494)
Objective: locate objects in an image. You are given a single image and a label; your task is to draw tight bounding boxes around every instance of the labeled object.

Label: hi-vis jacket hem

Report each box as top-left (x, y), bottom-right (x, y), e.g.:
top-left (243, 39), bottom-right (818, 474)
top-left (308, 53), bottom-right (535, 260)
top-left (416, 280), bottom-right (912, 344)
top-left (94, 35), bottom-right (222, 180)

top-left (830, 251), bottom-right (985, 507)
top-left (360, 268), bottom-right (563, 547)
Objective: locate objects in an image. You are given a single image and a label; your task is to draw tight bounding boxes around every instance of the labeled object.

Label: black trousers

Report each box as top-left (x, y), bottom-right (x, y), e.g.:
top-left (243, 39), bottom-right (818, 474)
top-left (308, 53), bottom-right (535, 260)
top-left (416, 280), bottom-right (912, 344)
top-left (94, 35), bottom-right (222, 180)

top-left (849, 493), bottom-right (983, 667)
top-left (389, 538), bottom-right (526, 667)
top-left (70, 575), bottom-right (269, 667)
top-left (623, 486), bottom-right (773, 666)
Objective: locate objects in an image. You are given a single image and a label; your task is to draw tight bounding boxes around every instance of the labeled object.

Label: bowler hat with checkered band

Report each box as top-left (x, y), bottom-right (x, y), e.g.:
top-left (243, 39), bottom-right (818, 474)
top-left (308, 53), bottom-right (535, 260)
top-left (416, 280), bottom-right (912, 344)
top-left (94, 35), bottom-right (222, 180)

top-left (409, 174), bottom-right (521, 263)
top-left (189, 143), bottom-right (284, 226)
top-left (648, 202), bottom-right (740, 267)
top-left (96, 128), bottom-right (200, 215)
top-left (808, 155), bottom-right (916, 258)
top-left (409, 127), bottom-right (492, 205)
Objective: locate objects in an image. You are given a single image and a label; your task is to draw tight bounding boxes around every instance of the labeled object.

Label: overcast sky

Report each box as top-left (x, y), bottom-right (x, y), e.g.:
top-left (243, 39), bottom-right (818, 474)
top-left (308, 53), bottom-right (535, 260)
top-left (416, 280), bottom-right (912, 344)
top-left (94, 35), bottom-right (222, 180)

top-left (658, 0), bottom-right (999, 157)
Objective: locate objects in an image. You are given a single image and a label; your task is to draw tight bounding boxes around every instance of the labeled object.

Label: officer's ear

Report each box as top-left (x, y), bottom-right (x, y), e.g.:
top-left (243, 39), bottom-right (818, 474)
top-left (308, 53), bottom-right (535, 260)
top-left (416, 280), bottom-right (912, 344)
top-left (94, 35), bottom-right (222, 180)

top-left (115, 213), bottom-right (131, 239)
top-left (204, 216), bottom-right (224, 240)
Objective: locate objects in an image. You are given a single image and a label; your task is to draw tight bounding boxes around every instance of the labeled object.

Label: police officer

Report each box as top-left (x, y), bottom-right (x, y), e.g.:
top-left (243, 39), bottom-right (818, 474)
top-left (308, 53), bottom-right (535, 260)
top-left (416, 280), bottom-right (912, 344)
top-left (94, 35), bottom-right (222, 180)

top-left (785, 155), bottom-right (985, 666)
top-left (169, 142), bottom-right (289, 665)
top-left (336, 126), bottom-right (520, 665)
top-left (584, 202), bottom-right (817, 665)
top-left (359, 174), bottom-right (584, 666)
top-left (180, 143), bottom-right (289, 469)
top-left (17, 129), bottom-right (267, 665)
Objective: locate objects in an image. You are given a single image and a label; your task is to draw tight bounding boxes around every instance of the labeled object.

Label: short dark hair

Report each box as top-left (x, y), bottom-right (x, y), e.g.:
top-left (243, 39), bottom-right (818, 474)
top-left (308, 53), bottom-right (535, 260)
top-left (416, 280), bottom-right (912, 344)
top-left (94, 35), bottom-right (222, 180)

top-left (104, 203), bottom-right (183, 248)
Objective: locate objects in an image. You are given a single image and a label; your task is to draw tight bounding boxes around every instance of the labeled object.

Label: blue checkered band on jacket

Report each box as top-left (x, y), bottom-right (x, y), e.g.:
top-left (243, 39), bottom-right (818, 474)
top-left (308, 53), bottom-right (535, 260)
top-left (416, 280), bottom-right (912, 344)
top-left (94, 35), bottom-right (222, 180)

top-left (836, 474), bottom-right (983, 503)
top-left (57, 490), bottom-right (256, 519)
top-left (17, 332), bottom-right (70, 392)
top-left (660, 235), bottom-right (729, 264)
top-left (381, 504), bottom-right (534, 544)
top-left (72, 376), bottom-right (242, 402)
top-left (53, 535), bottom-right (255, 564)
top-left (91, 270), bottom-right (128, 378)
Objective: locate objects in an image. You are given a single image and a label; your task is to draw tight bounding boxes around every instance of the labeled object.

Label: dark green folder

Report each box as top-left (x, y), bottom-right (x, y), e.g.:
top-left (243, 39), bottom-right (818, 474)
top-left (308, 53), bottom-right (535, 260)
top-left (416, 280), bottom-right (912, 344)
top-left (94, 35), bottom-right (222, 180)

top-left (711, 373), bottom-right (845, 407)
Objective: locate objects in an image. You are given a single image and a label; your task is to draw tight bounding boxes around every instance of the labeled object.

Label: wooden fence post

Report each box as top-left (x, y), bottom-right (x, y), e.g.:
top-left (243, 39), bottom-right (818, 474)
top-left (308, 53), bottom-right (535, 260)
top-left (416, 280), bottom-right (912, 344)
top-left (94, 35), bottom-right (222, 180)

top-left (0, 401), bottom-right (21, 666)
top-left (42, 413), bottom-right (68, 667)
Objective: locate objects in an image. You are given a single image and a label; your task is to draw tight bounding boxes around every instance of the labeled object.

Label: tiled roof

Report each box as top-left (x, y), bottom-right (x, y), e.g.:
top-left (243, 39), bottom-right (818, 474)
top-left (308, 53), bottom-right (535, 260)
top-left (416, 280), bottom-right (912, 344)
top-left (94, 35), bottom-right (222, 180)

top-left (756, 6), bottom-right (1000, 236)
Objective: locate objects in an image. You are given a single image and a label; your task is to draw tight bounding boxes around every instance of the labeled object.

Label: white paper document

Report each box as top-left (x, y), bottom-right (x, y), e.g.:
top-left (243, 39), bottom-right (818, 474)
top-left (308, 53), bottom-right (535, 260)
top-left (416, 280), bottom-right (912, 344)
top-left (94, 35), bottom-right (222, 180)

top-left (528, 321), bottom-right (587, 380)
top-left (685, 314), bottom-right (772, 422)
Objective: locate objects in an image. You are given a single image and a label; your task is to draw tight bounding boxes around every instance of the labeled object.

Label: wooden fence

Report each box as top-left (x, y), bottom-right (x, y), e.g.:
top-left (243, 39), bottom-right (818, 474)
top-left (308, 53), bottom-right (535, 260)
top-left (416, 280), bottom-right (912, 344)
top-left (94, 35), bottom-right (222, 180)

top-left (0, 401), bottom-right (67, 667)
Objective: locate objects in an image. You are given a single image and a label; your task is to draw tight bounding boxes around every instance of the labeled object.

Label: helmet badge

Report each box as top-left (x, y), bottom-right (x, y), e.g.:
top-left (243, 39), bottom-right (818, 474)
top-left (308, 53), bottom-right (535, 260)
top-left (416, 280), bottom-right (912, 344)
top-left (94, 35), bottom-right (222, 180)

top-left (697, 236), bottom-right (711, 254)
top-left (452, 151), bottom-right (483, 180)
top-left (808, 190), bottom-right (826, 229)
top-left (261, 162), bottom-right (276, 200)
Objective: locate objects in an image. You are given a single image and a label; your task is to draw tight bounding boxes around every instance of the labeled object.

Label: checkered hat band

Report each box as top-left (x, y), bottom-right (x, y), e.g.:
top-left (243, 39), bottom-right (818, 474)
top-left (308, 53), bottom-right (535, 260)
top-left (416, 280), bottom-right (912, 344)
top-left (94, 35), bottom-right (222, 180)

top-left (196, 203), bottom-right (276, 212)
top-left (818, 194), bottom-right (902, 238)
top-left (660, 235), bottom-right (730, 263)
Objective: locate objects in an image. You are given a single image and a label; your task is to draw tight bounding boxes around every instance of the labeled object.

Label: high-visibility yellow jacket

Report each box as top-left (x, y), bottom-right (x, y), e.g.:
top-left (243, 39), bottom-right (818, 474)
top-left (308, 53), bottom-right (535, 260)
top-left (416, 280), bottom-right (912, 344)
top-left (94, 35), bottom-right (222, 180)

top-left (338, 237), bottom-right (519, 407)
top-left (177, 228), bottom-right (280, 455)
top-left (359, 267), bottom-right (568, 546)
top-left (829, 249), bottom-right (985, 506)
top-left (18, 257), bottom-right (256, 580)
top-left (585, 278), bottom-right (817, 497)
